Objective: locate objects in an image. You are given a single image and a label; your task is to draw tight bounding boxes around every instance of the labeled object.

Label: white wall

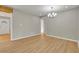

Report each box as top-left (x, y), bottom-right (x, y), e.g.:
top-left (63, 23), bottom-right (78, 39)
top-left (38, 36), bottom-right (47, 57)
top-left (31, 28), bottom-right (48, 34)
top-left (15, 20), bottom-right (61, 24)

top-left (12, 9), bottom-right (41, 40)
top-left (45, 8), bottom-right (79, 40)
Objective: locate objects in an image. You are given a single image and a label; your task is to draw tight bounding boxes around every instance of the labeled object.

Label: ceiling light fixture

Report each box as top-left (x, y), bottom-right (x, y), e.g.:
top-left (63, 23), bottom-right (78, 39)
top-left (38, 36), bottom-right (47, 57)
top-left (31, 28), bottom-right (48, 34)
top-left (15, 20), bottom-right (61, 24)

top-left (65, 6), bottom-right (68, 8)
top-left (47, 7), bottom-right (57, 18)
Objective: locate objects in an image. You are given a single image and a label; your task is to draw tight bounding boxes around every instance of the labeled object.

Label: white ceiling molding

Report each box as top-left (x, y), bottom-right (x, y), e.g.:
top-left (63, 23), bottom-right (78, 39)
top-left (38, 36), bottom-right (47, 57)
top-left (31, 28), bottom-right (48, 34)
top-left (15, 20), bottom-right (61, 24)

top-left (0, 11), bottom-right (12, 18)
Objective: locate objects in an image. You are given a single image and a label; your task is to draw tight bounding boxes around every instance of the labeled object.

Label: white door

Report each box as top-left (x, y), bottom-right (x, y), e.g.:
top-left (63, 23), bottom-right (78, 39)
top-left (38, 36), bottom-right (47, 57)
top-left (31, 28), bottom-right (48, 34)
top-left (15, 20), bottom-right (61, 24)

top-left (0, 18), bottom-right (10, 35)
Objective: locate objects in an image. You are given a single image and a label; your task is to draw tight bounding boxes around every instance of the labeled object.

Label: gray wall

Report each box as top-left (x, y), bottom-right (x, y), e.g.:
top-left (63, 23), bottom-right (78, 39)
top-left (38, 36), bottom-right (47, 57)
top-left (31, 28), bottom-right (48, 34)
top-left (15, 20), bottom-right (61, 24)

top-left (77, 8), bottom-right (79, 40)
top-left (12, 9), bottom-right (41, 40)
top-left (45, 8), bottom-right (79, 40)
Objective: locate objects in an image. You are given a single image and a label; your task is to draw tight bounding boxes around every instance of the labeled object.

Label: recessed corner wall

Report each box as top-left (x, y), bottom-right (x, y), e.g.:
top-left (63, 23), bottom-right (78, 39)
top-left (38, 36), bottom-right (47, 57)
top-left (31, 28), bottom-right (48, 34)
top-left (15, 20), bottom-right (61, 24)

top-left (12, 9), bottom-right (41, 40)
top-left (45, 8), bottom-right (79, 41)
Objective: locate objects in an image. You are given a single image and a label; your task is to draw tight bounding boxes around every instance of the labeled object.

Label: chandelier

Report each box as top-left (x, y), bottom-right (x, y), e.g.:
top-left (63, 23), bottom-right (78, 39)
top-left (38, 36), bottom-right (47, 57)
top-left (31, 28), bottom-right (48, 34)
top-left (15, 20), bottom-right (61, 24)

top-left (47, 7), bottom-right (57, 18)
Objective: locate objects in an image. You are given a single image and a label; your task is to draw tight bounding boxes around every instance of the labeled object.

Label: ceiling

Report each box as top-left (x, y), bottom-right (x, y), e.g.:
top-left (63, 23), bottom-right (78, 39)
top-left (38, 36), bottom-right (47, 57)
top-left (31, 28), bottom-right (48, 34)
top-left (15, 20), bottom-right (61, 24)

top-left (8, 5), bottom-right (79, 17)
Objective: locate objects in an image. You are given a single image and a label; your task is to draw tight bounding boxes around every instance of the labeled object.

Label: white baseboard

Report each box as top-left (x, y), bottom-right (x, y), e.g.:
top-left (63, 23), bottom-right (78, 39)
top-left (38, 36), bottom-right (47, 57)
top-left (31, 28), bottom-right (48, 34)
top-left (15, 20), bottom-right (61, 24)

top-left (12, 33), bottom-right (41, 41)
top-left (46, 34), bottom-right (77, 42)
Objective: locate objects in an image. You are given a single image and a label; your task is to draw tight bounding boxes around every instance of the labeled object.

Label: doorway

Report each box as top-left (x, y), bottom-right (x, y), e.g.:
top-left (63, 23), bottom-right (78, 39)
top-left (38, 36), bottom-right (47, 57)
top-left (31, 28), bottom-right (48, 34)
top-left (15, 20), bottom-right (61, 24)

top-left (0, 16), bottom-right (11, 42)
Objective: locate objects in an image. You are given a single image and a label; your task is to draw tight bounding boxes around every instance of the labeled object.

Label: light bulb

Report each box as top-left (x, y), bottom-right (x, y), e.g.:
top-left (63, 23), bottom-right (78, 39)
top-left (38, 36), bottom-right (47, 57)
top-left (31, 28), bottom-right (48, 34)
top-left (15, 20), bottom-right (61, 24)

top-left (52, 12), bottom-right (57, 17)
top-left (48, 13), bottom-right (50, 17)
top-left (48, 13), bottom-right (53, 17)
top-left (48, 12), bottom-right (57, 18)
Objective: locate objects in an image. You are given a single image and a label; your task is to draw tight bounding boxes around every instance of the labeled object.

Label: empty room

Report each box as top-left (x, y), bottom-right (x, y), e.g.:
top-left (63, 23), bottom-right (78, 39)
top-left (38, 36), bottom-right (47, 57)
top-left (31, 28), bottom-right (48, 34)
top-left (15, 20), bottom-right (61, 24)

top-left (0, 5), bottom-right (79, 53)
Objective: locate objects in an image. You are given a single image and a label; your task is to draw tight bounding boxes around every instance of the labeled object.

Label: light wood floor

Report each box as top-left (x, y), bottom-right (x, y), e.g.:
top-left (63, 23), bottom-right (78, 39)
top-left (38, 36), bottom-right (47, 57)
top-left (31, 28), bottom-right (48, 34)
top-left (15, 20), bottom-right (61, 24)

top-left (0, 34), bottom-right (10, 42)
top-left (0, 34), bottom-right (79, 53)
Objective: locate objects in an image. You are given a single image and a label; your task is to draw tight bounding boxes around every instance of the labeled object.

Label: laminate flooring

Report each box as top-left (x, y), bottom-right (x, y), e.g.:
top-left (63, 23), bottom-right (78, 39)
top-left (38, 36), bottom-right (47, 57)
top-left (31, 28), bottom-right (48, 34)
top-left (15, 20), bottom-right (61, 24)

top-left (0, 34), bottom-right (78, 53)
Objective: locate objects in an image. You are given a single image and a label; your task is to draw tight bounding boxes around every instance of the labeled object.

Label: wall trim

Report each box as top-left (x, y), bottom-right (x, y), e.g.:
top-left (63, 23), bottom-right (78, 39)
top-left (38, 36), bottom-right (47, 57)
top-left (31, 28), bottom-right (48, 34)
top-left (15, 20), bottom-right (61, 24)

top-left (78, 41), bottom-right (79, 48)
top-left (46, 34), bottom-right (78, 42)
top-left (10, 13), bottom-right (13, 41)
top-left (12, 33), bottom-right (41, 41)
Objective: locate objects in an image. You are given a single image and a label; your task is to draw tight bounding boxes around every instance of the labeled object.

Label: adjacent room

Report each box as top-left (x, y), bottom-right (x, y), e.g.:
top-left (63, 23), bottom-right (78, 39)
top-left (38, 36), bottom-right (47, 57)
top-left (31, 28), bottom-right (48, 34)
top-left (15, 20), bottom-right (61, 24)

top-left (0, 5), bottom-right (79, 53)
top-left (0, 6), bottom-right (12, 42)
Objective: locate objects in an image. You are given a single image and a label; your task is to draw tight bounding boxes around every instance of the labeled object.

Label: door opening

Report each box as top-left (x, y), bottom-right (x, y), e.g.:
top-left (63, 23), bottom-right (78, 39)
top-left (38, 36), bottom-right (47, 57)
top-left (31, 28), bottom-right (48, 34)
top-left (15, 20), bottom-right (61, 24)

top-left (0, 17), bottom-right (10, 42)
